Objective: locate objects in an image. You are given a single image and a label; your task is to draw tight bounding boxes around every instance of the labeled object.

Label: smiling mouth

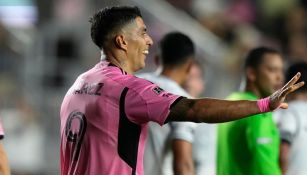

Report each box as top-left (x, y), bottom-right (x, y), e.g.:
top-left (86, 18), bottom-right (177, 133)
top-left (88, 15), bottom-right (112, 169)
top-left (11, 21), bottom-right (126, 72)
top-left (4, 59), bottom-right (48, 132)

top-left (143, 50), bottom-right (149, 55)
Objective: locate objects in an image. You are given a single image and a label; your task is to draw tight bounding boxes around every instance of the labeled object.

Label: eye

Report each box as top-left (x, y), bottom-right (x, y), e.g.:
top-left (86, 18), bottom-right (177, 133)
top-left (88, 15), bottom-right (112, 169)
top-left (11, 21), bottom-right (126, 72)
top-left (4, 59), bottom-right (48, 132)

top-left (143, 28), bottom-right (148, 35)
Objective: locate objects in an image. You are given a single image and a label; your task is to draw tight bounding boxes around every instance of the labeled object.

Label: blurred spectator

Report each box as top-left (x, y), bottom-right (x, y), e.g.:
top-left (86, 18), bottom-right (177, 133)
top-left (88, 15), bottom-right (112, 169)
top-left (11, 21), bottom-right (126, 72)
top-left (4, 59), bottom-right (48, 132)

top-left (274, 62), bottom-right (307, 175)
top-left (217, 47), bottom-right (284, 175)
top-left (1, 96), bottom-right (44, 175)
top-left (172, 62), bottom-right (217, 175)
top-left (165, 0), bottom-right (194, 16)
top-left (0, 119), bottom-right (10, 175)
top-left (0, 8), bottom-right (45, 173)
top-left (287, 33), bottom-right (307, 62)
top-left (224, 0), bottom-right (256, 24)
top-left (139, 32), bottom-right (194, 175)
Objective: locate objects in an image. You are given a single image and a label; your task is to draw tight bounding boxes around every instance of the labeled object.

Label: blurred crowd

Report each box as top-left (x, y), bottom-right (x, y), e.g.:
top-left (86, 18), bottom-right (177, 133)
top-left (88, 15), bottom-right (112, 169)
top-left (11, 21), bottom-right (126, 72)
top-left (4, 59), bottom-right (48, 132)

top-left (170, 0), bottom-right (307, 67)
top-left (0, 0), bottom-right (306, 174)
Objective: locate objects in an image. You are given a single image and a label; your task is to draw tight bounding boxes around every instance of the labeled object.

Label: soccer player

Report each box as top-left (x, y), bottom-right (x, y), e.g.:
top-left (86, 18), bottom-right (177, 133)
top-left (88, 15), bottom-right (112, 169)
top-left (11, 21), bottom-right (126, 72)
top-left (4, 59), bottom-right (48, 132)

top-left (173, 61), bottom-right (217, 175)
top-left (60, 6), bottom-right (304, 175)
top-left (138, 32), bottom-right (194, 175)
top-left (0, 121), bottom-right (10, 175)
top-left (274, 62), bottom-right (307, 175)
top-left (217, 47), bottom-right (285, 175)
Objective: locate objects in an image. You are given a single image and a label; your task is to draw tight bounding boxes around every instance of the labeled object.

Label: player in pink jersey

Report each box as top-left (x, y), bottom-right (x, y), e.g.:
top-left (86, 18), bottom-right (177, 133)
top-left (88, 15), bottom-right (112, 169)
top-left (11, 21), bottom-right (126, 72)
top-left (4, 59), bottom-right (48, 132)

top-left (0, 120), bottom-right (10, 175)
top-left (60, 6), bottom-right (304, 175)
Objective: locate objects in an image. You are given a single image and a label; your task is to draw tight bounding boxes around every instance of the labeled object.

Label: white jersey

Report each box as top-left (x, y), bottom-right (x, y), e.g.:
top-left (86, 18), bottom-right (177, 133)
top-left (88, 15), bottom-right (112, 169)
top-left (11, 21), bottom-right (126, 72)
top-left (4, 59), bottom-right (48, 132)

top-left (138, 72), bottom-right (216, 175)
top-left (171, 122), bottom-right (217, 175)
top-left (274, 101), bottom-right (307, 175)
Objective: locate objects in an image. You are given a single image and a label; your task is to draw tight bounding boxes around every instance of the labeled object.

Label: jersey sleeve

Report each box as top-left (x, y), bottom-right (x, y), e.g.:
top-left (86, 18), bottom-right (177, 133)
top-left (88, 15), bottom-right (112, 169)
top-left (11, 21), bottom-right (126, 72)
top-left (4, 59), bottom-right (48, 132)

top-left (275, 110), bottom-right (297, 144)
top-left (245, 113), bottom-right (280, 175)
top-left (170, 122), bottom-right (198, 143)
top-left (125, 76), bottom-right (183, 125)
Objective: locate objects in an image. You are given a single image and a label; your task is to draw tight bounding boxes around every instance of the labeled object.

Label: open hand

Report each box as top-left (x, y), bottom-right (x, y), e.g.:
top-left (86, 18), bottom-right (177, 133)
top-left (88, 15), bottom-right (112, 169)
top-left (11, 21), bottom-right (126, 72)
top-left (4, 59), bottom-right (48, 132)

top-left (269, 72), bottom-right (305, 110)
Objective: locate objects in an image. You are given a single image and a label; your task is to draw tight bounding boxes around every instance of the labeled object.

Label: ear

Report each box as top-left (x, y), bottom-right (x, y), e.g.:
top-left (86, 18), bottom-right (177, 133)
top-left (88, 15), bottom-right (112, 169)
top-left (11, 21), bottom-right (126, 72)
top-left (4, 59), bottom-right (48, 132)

top-left (186, 59), bottom-right (194, 73)
top-left (114, 35), bottom-right (128, 51)
top-left (246, 67), bottom-right (256, 82)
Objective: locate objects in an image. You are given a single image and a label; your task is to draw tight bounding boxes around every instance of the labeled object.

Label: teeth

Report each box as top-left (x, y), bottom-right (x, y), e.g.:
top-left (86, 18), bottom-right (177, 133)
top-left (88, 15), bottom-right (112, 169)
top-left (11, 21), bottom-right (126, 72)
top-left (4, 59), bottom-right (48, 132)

top-left (143, 50), bottom-right (149, 54)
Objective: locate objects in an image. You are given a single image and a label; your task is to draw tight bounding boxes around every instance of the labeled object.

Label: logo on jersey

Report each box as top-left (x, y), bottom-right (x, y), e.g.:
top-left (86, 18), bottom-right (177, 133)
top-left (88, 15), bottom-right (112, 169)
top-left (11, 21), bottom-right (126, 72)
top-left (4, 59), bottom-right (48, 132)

top-left (153, 86), bottom-right (164, 95)
top-left (256, 137), bottom-right (272, 144)
top-left (74, 82), bottom-right (104, 96)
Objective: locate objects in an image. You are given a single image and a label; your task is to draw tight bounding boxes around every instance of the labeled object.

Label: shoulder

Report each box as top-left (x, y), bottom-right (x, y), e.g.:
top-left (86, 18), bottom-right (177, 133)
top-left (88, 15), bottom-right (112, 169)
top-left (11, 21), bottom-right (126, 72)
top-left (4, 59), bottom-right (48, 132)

top-left (288, 101), bottom-right (307, 111)
top-left (276, 101), bottom-right (307, 118)
top-left (139, 74), bottom-right (190, 97)
top-left (136, 72), bottom-right (156, 80)
top-left (124, 74), bottom-right (156, 91)
top-left (275, 101), bottom-right (307, 125)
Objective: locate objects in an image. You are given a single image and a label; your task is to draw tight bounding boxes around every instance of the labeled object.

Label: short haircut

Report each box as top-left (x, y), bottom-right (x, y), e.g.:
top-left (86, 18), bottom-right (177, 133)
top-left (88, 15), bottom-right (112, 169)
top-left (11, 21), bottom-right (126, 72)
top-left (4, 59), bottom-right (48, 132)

top-left (286, 62), bottom-right (307, 92)
top-left (244, 47), bottom-right (280, 70)
top-left (159, 32), bottom-right (195, 67)
top-left (89, 6), bottom-right (142, 49)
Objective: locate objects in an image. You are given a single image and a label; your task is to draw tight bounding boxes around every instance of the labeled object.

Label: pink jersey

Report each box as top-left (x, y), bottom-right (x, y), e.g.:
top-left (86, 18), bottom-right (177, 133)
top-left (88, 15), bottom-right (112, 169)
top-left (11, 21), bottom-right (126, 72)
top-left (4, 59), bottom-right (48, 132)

top-left (60, 60), bottom-right (182, 175)
top-left (0, 120), bottom-right (4, 139)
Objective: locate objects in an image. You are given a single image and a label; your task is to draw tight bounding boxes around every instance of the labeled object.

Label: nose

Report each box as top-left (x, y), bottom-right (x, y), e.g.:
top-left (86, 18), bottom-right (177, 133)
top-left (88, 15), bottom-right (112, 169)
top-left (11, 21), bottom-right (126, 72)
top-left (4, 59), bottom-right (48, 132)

top-left (146, 34), bottom-right (153, 46)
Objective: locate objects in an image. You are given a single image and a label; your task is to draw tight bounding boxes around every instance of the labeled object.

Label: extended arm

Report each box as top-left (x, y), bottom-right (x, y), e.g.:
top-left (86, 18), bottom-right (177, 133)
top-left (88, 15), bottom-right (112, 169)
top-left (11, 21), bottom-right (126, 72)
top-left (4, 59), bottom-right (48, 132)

top-left (168, 98), bottom-right (260, 123)
top-left (167, 72), bottom-right (304, 123)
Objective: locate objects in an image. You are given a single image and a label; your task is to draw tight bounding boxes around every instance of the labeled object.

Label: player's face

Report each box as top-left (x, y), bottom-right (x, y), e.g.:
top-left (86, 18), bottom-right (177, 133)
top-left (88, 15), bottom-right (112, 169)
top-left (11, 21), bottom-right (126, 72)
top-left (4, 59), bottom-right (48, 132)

top-left (184, 64), bottom-right (205, 97)
top-left (125, 17), bottom-right (153, 72)
top-left (255, 53), bottom-right (284, 97)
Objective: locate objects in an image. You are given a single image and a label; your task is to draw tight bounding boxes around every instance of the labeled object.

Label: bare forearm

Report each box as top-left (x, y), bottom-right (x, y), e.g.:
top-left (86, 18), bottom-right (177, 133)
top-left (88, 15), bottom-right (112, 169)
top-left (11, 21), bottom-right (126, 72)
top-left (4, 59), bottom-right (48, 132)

top-left (279, 143), bottom-right (290, 175)
top-left (173, 162), bottom-right (193, 175)
top-left (280, 158), bottom-right (288, 175)
top-left (167, 72), bottom-right (305, 123)
top-left (168, 98), bottom-right (261, 123)
top-left (0, 144), bottom-right (10, 175)
top-left (172, 140), bottom-right (194, 175)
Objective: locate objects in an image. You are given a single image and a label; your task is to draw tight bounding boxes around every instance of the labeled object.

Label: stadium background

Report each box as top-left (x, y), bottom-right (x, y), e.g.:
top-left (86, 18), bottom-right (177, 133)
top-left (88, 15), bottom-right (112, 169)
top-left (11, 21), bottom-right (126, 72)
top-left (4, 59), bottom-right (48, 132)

top-left (0, 0), bottom-right (306, 174)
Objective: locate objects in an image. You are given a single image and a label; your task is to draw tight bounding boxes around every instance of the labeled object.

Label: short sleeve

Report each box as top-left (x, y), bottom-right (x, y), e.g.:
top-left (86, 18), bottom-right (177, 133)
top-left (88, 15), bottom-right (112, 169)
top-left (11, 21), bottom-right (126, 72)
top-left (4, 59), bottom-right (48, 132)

top-left (0, 121), bottom-right (4, 140)
top-left (275, 110), bottom-right (297, 144)
top-left (125, 76), bottom-right (183, 125)
top-left (170, 122), bottom-right (198, 143)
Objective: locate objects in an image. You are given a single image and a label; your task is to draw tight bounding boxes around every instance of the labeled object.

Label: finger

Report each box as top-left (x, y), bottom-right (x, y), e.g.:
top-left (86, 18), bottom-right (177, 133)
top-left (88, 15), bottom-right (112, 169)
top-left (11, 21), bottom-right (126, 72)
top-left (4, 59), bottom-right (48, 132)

top-left (281, 81), bottom-right (305, 97)
top-left (289, 81), bottom-right (305, 93)
top-left (279, 103), bottom-right (288, 109)
top-left (282, 72), bottom-right (301, 89)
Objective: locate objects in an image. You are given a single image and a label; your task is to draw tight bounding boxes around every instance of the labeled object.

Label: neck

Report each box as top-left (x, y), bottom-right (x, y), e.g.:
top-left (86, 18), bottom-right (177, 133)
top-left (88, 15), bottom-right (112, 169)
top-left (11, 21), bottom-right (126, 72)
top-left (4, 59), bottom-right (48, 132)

top-left (160, 67), bottom-right (186, 86)
top-left (104, 49), bottom-right (133, 74)
top-left (245, 82), bottom-right (263, 98)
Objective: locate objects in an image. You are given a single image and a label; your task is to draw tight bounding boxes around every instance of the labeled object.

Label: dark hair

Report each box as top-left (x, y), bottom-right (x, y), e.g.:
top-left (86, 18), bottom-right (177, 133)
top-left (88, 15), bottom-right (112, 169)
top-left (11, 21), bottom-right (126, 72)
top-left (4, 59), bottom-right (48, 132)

top-left (159, 32), bottom-right (195, 67)
top-left (286, 62), bottom-right (307, 92)
top-left (89, 6), bottom-right (142, 49)
top-left (244, 47), bottom-right (280, 69)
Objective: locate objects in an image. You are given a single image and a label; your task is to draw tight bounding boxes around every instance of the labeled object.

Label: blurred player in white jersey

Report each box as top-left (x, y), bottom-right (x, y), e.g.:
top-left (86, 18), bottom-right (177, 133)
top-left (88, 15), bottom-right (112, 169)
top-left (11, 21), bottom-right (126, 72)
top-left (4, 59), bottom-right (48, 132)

top-left (0, 119), bottom-right (10, 175)
top-left (274, 62), bottom-right (307, 175)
